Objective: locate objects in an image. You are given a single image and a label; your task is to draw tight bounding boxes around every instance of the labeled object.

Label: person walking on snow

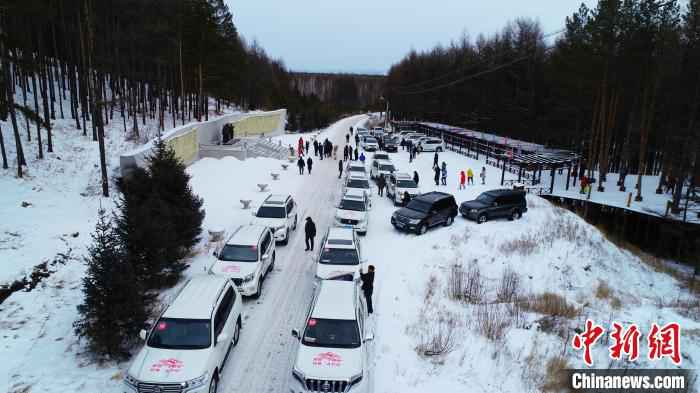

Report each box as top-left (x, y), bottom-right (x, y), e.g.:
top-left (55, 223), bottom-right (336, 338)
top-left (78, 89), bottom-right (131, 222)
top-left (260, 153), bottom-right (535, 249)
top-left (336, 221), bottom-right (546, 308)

top-left (480, 167), bottom-right (486, 185)
top-left (298, 137), bottom-right (304, 157)
top-left (297, 156), bottom-right (305, 174)
top-left (304, 217), bottom-right (316, 251)
top-left (354, 147), bottom-right (359, 161)
top-left (434, 165), bottom-right (440, 186)
top-left (441, 162), bottom-right (447, 186)
top-left (307, 157), bottom-right (313, 174)
top-left (289, 145), bottom-right (294, 157)
top-left (313, 140), bottom-right (319, 157)
top-left (377, 174), bottom-right (386, 196)
top-left (433, 152), bottom-right (439, 168)
top-left (305, 140), bottom-right (309, 155)
top-left (338, 160), bottom-right (344, 179)
top-left (360, 265), bottom-right (375, 314)
top-left (346, 134), bottom-right (350, 144)
top-left (413, 171), bottom-right (419, 186)
top-left (359, 152), bottom-right (366, 164)
top-left (333, 145), bottom-right (339, 160)
top-left (355, 134), bottom-right (360, 146)
top-left (467, 168), bottom-right (474, 185)
top-left (402, 191), bottom-right (411, 206)
top-left (343, 145), bottom-right (349, 161)
top-left (459, 170), bottom-right (466, 190)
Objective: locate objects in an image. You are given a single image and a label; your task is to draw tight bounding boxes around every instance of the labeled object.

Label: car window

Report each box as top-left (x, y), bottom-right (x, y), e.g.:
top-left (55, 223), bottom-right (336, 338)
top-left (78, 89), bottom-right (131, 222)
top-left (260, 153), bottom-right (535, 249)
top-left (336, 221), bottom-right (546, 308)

top-left (302, 318), bottom-right (360, 348)
top-left (148, 318), bottom-right (211, 350)
top-left (219, 244), bottom-right (258, 262)
top-left (256, 206), bottom-right (286, 218)
top-left (261, 233), bottom-right (272, 253)
top-left (286, 199), bottom-right (294, 214)
top-left (214, 287), bottom-right (234, 337)
top-left (319, 248), bottom-right (360, 265)
top-left (477, 193), bottom-right (494, 204)
top-left (407, 199), bottom-right (432, 213)
top-left (347, 179), bottom-right (369, 188)
top-left (380, 164), bottom-right (395, 172)
top-left (339, 199), bottom-right (366, 212)
top-left (397, 179), bottom-right (417, 188)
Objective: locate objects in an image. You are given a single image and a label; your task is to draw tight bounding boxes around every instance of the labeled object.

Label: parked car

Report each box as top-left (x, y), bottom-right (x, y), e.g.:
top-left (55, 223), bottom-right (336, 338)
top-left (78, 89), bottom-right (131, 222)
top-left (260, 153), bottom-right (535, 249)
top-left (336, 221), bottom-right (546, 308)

top-left (418, 137), bottom-right (444, 152)
top-left (335, 189), bottom-right (371, 235)
top-left (371, 152), bottom-right (390, 162)
top-left (124, 275), bottom-right (242, 393)
top-left (210, 225), bottom-right (275, 298)
top-left (369, 159), bottom-right (395, 180)
top-left (356, 129), bottom-right (370, 142)
top-left (391, 191), bottom-right (458, 235)
top-left (289, 280), bottom-right (372, 393)
top-left (251, 194), bottom-right (298, 244)
top-left (346, 162), bottom-right (367, 178)
top-left (386, 172), bottom-right (421, 206)
top-left (382, 136), bottom-right (398, 152)
top-left (344, 174), bottom-right (373, 197)
top-left (313, 227), bottom-right (366, 280)
top-left (405, 133), bottom-right (424, 145)
top-left (460, 189), bottom-right (527, 224)
top-left (361, 137), bottom-right (379, 151)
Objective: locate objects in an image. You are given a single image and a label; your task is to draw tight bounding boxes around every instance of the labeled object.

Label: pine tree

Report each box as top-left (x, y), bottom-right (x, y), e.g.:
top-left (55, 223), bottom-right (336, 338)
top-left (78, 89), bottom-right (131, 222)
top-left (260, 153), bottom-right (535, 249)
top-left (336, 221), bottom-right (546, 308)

top-left (74, 209), bottom-right (146, 359)
top-left (147, 138), bottom-right (205, 255)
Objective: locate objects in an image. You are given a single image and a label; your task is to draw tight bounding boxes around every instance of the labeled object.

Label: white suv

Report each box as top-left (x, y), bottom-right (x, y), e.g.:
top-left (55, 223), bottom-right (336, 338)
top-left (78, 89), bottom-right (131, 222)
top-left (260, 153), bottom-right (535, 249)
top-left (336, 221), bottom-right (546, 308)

top-left (386, 172), bottom-right (421, 206)
top-left (369, 159), bottom-right (395, 180)
top-left (124, 275), bottom-right (242, 393)
top-left (289, 280), bottom-right (373, 393)
top-left (346, 162), bottom-right (367, 179)
top-left (210, 225), bottom-right (275, 298)
top-left (360, 137), bottom-right (379, 152)
top-left (334, 189), bottom-right (371, 235)
top-left (314, 227), bottom-right (366, 280)
top-left (344, 174), bottom-right (372, 197)
top-left (252, 194), bottom-right (298, 245)
top-left (418, 137), bottom-right (444, 152)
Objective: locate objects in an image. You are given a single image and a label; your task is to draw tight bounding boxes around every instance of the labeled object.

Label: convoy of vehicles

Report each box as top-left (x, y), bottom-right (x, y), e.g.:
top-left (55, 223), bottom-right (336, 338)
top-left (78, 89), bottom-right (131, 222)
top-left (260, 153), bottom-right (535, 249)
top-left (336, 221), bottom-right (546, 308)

top-left (124, 122), bottom-right (529, 392)
top-left (124, 275), bottom-right (242, 393)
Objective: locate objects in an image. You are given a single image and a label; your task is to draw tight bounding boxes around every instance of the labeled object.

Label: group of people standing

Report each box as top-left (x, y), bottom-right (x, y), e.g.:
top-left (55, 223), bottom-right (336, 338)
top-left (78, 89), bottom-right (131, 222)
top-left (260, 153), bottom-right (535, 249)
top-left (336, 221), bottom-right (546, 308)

top-left (295, 136), bottom-right (338, 175)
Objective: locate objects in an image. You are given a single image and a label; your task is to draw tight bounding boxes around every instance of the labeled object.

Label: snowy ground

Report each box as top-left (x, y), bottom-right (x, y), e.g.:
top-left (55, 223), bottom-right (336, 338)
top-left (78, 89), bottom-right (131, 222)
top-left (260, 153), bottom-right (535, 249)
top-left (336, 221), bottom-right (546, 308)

top-left (2, 105), bottom-right (699, 393)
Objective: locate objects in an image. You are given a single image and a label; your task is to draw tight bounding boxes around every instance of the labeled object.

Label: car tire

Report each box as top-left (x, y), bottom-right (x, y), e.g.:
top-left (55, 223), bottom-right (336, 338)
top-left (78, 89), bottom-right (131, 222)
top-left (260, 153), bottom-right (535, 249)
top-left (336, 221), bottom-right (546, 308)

top-left (477, 214), bottom-right (488, 224)
top-left (444, 215), bottom-right (454, 226)
top-left (233, 318), bottom-right (241, 346)
top-left (417, 223), bottom-right (428, 235)
top-left (209, 375), bottom-right (219, 393)
top-left (281, 229), bottom-right (289, 245)
top-left (514, 209), bottom-right (522, 219)
top-left (252, 279), bottom-right (262, 299)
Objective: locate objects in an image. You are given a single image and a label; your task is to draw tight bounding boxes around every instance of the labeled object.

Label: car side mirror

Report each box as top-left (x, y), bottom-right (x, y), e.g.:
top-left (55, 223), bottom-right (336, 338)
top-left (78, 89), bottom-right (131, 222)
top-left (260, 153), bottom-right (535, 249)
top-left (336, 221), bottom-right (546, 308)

top-left (291, 329), bottom-right (300, 339)
top-left (363, 333), bottom-right (374, 343)
top-left (212, 250), bottom-right (219, 258)
top-left (217, 332), bottom-right (229, 345)
top-left (139, 323), bottom-right (150, 340)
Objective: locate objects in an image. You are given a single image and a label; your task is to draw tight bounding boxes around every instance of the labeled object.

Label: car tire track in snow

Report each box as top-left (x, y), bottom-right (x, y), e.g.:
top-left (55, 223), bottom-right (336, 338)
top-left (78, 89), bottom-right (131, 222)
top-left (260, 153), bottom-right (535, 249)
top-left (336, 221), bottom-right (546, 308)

top-left (218, 115), bottom-right (365, 393)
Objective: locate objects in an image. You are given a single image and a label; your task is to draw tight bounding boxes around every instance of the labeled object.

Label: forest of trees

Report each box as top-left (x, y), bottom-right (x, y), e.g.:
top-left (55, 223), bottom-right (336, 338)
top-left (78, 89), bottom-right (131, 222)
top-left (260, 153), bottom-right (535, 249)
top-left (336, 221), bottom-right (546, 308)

top-left (387, 0), bottom-right (699, 204)
top-left (0, 0), bottom-right (342, 192)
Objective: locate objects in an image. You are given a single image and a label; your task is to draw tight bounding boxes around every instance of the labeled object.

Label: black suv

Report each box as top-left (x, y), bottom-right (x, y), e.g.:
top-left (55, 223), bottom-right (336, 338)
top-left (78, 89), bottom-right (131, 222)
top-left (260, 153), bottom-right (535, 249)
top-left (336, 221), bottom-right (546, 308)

top-left (383, 136), bottom-right (398, 152)
top-left (391, 192), bottom-right (458, 235)
top-left (459, 189), bottom-right (527, 224)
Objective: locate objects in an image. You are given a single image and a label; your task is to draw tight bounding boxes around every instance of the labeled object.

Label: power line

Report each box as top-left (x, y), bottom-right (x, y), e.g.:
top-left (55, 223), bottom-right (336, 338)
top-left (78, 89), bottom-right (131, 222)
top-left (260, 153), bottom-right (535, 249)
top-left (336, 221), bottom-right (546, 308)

top-left (390, 28), bottom-right (566, 95)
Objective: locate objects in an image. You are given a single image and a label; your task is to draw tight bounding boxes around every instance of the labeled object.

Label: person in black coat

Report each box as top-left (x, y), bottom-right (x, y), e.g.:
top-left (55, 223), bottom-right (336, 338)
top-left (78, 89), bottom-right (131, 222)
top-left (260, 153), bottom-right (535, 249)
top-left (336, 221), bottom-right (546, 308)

top-left (313, 140), bottom-right (319, 157)
top-left (307, 157), bottom-right (313, 174)
top-left (354, 147), bottom-right (359, 161)
top-left (338, 159), bottom-right (344, 179)
top-left (433, 165), bottom-right (440, 186)
top-left (413, 170), bottom-right (419, 186)
top-left (360, 265), bottom-right (375, 314)
top-left (402, 191), bottom-right (411, 206)
top-left (304, 217), bottom-right (316, 251)
top-left (297, 156), bottom-right (305, 175)
top-left (377, 174), bottom-right (386, 196)
top-left (433, 152), bottom-right (439, 168)
top-left (305, 140), bottom-right (309, 155)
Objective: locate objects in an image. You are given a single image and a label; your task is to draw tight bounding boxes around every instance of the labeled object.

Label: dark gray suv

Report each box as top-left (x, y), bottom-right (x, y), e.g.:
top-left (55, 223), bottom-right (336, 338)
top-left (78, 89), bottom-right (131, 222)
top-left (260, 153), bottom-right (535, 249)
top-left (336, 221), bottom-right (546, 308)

top-left (391, 192), bottom-right (458, 235)
top-left (459, 189), bottom-right (527, 224)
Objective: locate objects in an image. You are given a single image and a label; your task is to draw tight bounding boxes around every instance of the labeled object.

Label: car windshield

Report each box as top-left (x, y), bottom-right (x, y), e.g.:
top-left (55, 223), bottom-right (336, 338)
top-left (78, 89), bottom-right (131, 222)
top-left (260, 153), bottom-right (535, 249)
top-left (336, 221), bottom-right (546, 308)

top-left (365, 137), bottom-right (377, 143)
top-left (397, 179), bottom-right (417, 188)
top-left (319, 248), bottom-right (359, 265)
top-left (379, 164), bottom-right (395, 172)
top-left (219, 244), bottom-right (258, 262)
top-left (302, 318), bottom-right (360, 348)
top-left (339, 199), bottom-right (366, 212)
top-left (347, 179), bottom-right (369, 189)
top-left (407, 199), bottom-right (432, 213)
top-left (374, 154), bottom-right (389, 160)
top-left (477, 194), bottom-right (495, 204)
top-left (148, 318), bottom-right (211, 350)
top-left (349, 166), bottom-right (365, 172)
top-left (256, 205), bottom-right (286, 218)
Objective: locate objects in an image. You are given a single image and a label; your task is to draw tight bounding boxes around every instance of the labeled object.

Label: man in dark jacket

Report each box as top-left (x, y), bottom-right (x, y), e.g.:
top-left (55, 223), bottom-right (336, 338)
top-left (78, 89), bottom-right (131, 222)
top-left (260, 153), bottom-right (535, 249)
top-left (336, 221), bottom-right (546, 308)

top-left (433, 152), bottom-right (439, 168)
top-left (354, 134), bottom-right (360, 146)
top-left (298, 156), bottom-right (305, 175)
top-left (377, 174), bottom-right (386, 197)
top-left (354, 148), bottom-right (359, 161)
top-left (307, 156), bottom-right (313, 175)
top-left (313, 140), bottom-right (319, 157)
top-left (413, 171), bottom-right (419, 186)
top-left (338, 160), bottom-right (344, 179)
top-left (304, 217), bottom-right (316, 251)
top-left (433, 165), bottom-right (440, 186)
top-left (305, 140), bottom-right (310, 155)
top-left (360, 265), bottom-right (375, 314)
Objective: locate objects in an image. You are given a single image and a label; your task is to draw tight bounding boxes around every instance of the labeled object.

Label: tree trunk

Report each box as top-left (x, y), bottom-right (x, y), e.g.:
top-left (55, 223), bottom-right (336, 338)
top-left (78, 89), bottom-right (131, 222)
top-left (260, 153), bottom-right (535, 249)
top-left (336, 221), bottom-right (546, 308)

top-left (0, 122), bottom-right (8, 169)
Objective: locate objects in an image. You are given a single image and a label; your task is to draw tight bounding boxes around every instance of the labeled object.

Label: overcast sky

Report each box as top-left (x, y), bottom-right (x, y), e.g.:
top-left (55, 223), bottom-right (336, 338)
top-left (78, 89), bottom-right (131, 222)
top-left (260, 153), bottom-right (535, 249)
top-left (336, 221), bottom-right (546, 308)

top-left (228, 0), bottom-right (598, 74)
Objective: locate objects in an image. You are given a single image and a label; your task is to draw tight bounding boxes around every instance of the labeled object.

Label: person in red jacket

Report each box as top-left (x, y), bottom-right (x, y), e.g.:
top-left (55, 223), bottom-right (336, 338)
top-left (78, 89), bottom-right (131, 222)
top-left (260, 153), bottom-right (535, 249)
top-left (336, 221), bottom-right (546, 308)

top-left (459, 170), bottom-right (466, 190)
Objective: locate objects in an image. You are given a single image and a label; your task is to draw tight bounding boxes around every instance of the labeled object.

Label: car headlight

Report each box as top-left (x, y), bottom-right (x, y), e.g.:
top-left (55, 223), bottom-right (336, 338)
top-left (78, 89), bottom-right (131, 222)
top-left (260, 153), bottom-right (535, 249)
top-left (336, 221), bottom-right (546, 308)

top-left (292, 367), bottom-right (306, 385)
top-left (470, 209), bottom-right (478, 213)
top-left (408, 218), bottom-right (421, 225)
top-left (242, 272), bottom-right (255, 282)
top-left (349, 372), bottom-right (363, 387)
top-left (124, 373), bottom-right (139, 388)
top-left (274, 225), bottom-right (286, 232)
top-left (182, 372), bottom-right (209, 391)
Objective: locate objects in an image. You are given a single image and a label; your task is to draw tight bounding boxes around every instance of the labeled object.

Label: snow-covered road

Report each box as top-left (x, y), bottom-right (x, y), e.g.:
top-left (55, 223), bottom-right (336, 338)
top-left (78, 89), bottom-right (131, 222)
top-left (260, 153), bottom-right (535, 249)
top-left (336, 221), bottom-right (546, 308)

top-left (218, 115), bottom-right (365, 393)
